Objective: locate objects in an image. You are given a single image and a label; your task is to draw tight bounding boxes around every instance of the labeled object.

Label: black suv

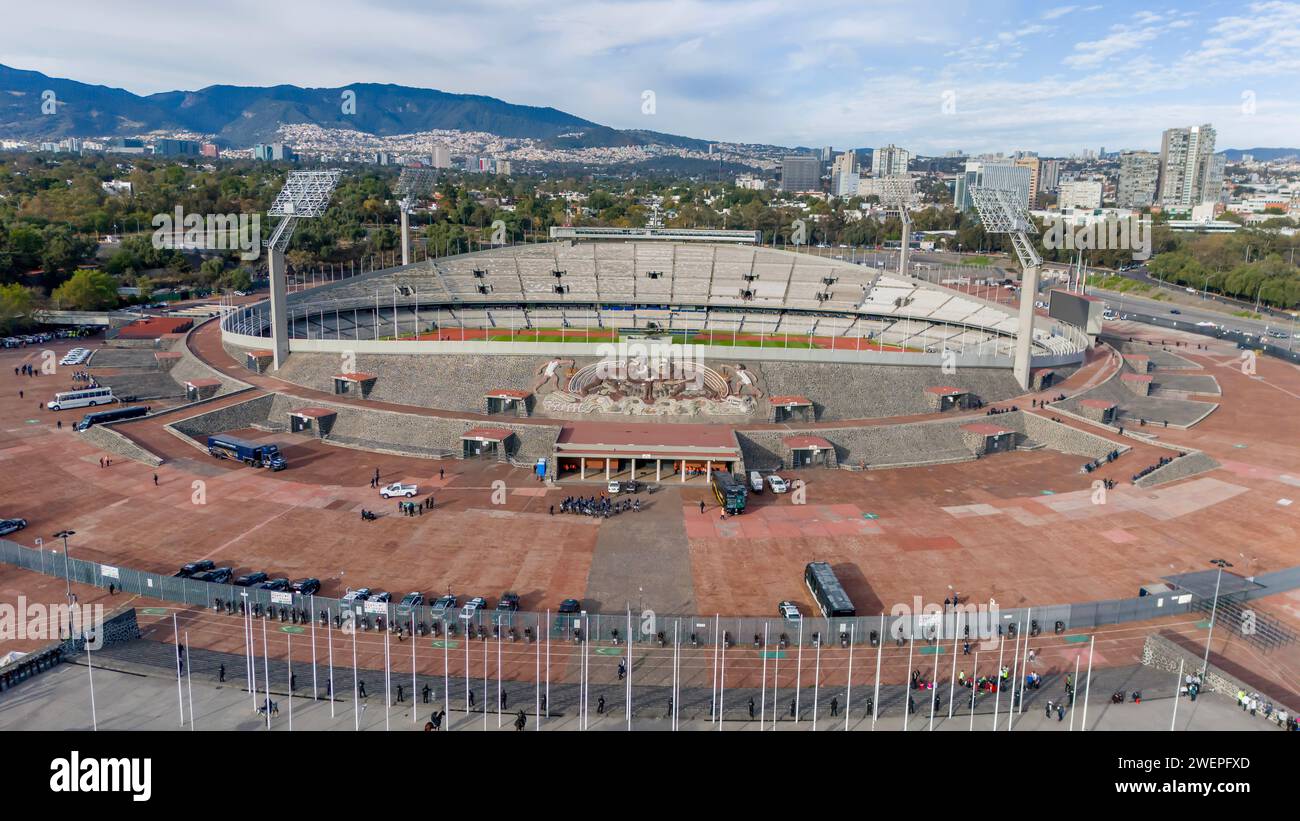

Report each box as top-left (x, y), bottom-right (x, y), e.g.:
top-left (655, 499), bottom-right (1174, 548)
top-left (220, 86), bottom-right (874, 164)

top-left (175, 560), bottom-right (215, 578)
top-left (196, 567), bottom-right (233, 584)
top-left (497, 592), bottom-right (521, 612)
top-left (258, 578), bottom-right (291, 591)
top-left (233, 572), bottom-right (268, 587)
top-left (291, 578), bottom-right (321, 596)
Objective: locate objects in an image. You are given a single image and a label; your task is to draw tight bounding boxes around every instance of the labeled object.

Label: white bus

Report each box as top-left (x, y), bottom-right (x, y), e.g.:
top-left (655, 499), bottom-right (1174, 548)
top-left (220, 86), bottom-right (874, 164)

top-left (47, 387), bottom-right (115, 411)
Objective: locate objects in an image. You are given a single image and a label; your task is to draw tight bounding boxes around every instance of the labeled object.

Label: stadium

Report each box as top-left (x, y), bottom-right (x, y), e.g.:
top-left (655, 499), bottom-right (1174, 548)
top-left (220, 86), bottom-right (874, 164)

top-left (3, 190), bottom-right (1297, 735)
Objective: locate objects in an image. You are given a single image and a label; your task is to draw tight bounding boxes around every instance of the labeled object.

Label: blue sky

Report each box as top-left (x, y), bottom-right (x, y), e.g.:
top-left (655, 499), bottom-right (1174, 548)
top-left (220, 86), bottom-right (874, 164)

top-left (4, 0), bottom-right (1298, 153)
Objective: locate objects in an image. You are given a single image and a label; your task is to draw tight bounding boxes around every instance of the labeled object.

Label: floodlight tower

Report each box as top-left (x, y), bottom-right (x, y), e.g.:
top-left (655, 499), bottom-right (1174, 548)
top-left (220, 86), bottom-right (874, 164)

top-left (969, 187), bottom-right (1042, 390)
top-left (396, 167), bottom-right (437, 266)
top-left (265, 170), bottom-right (343, 370)
top-left (879, 175), bottom-right (916, 278)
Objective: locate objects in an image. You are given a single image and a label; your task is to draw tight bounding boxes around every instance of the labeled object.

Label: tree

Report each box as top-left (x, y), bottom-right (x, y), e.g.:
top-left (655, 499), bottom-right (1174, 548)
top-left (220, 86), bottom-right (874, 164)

top-left (0, 282), bottom-right (38, 333)
top-left (50, 268), bottom-right (119, 311)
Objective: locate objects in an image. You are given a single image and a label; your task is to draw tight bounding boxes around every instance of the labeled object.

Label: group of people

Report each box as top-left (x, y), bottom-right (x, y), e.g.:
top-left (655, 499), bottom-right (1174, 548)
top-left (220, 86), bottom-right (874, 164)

top-left (1237, 689), bottom-right (1296, 730)
top-left (985, 405), bottom-right (1017, 416)
top-left (70, 370), bottom-right (97, 385)
top-left (554, 494), bottom-right (639, 517)
top-left (1081, 449), bottom-right (1122, 475)
top-left (1132, 453), bottom-right (1185, 483)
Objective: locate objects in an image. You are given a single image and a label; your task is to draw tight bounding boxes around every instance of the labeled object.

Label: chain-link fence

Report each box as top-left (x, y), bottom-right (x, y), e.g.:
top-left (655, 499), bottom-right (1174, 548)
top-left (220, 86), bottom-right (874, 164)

top-left (1, 537), bottom-right (1233, 650)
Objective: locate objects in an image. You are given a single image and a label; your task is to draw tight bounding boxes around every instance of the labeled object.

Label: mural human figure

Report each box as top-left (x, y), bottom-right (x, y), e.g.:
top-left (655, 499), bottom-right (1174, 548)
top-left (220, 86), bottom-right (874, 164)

top-left (720, 363), bottom-right (763, 399)
top-left (530, 358), bottom-right (575, 393)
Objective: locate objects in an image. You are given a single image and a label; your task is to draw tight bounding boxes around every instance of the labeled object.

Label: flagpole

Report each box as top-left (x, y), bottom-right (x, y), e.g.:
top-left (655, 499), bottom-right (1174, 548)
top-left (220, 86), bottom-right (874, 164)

top-left (871, 614), bottom-right (883, 731)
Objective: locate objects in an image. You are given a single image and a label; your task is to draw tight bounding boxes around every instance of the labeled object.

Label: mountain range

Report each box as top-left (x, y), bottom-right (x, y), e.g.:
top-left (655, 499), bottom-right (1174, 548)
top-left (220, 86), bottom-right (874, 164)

top-left (2, 65), bottom-right (1294, 163)
top-left (0, 64), bottom-right (721, 151)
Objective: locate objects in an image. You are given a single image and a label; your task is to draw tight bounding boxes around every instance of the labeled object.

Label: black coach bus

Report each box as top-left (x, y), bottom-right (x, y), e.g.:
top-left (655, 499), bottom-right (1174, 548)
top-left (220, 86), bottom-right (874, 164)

top-left (711, 472), bottom-right (748, 514)
top-left (74, 405), bottom-right (149, 432)
top-left (804, 561), bottom-right (856, 618)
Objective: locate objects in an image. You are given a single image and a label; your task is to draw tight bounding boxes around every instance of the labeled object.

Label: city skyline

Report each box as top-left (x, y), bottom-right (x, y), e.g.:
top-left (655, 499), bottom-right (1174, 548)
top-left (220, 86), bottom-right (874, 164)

top-left (1, 1), bottom-right (1297, 154)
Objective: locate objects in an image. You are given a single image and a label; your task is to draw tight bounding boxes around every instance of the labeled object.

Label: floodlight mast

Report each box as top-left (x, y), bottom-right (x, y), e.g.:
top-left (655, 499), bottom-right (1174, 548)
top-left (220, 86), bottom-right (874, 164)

top-left (264, 170), bottom-right (343, 370)
top-left (879, 176), bottom-right (916, 279)
top-left (396, 167), bottom-right (437, 266)
top-left (969, 187), bottom-right (1042, 390)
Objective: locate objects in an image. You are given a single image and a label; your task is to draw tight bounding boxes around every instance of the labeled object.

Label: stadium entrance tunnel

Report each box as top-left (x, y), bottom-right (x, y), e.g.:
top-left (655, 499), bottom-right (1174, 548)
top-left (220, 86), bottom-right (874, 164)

top-left (333, 372), bottom-right (376, 398)
top-left (769, 395), bottom-right (813, 423)
top-left (461, 428), bottom-right (515, 460)
top-left (783, 436), bottom-right (836, 469)
top-left (959, 423), bottom-right (1018, 456)
top-left (289, 407), bottom-right (337, 437)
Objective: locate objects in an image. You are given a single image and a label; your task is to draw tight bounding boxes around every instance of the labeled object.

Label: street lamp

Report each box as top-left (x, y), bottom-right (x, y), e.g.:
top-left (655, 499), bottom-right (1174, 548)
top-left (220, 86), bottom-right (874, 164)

top-left (53, 529), bottom-right (76, 605)
top-left (1201, 558), bottom-right (1233, 676)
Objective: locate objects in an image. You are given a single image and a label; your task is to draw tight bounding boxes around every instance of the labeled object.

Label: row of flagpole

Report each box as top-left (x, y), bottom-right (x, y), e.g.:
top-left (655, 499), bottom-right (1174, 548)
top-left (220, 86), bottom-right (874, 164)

top-left (141, 605), bottom-right (1166, 732)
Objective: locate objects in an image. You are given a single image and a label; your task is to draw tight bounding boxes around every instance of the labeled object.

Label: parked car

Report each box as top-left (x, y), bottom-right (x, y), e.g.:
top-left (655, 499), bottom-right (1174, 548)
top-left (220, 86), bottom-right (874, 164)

top-left (558, 598), bottom-right (581, 614)
top-left (0, 518), bottom-right (27, 536)
top-left (291, 578), bottom-right (321, 595)
top-left (397, 592), bottom-right (424, 612)
top-left (432, 594), bottom-right (458, 613)
top-left (369, 591), bottom-right (392, 603)
top-left (778, 600), bottom-right (802, 621)
top-left (607, 481), bottom-right (621, 495)
top-left (766, 475), bottom-right (789, 493)
top-left (232, 572), bottom-right (268, 587)
top-left (175, 560), bottom-right (215, 578)
top-left (1169, 309), bottom-right (1182, 315)
top-left (749, 471), bottom-right (764, 493)
top-left (341, 587), bottom-right (372, 603)
top-left (460, 597), bottom-right (487, 621)
top-left (258, 578), bottom-right (291, 591)
top-left (380, 482), bottom-right (418, 498)
top-left (195, 567), bottom-right (233, 584)
top-left (497, 592), bottom-right (520, 612)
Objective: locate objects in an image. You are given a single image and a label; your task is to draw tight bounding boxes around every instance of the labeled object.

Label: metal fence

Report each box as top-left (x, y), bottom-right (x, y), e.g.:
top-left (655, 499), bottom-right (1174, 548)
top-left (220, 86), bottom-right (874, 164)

top-left (3, 538), bottom-right (1258, 650)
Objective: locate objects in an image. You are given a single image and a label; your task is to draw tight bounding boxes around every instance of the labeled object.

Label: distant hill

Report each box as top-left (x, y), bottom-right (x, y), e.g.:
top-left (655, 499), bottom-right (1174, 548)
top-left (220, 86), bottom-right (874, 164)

top-left (1222, 148), bottom-right (1300, 162)
top-left (0, 64), bottom-right (720, 151)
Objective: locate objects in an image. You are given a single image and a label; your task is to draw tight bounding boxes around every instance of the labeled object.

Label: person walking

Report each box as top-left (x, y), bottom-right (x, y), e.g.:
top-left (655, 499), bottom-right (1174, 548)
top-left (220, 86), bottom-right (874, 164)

top-left (597, 695), bottom-right (605, 715)
top-left (515, 709), bottom-right (526, 731)
top-left (700, 500), bottom-right (706, 514)
top-left (358, 681), bottom-right (367, 699)
top-left (153, 473), bottom-right (158, 486)
top-left (748, 697), bottom-right (755, 719)
top-left (468, 689), bottom-right (475, 708)
top-left (218, 664), bottom-right (225, 683)
top-left (831, 696), bottom-right (839, 717)
top-left (396, 683), bottom-right (404, 703)
top-left (501, 690), bottom-right (508, 710)
top-left (1057, 703), bottom-right (1065, 722)
top-left (423, 684), bottom-right (431, 703)
top-left (1046, 700), bottom-right (1053, 718)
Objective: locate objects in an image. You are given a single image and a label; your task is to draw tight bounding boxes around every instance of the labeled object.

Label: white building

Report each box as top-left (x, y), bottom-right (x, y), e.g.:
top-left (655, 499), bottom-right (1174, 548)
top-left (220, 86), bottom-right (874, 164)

top-left (1158, 124), bottom-right (1223, 207)
top-left (1058, 180), bottom-right (1103, 210)
top-left (872, 144), bottom-right (911, 177)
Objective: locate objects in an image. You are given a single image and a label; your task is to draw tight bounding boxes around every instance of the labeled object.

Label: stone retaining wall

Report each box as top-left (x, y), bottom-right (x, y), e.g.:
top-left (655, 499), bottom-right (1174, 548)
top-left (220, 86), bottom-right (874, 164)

top-left (1142, 633), bottom-right (1296, 714)
top-left (1133, 450), bottom-right (1219, 488)
top-left (78, 424), bottom-right (164, 466)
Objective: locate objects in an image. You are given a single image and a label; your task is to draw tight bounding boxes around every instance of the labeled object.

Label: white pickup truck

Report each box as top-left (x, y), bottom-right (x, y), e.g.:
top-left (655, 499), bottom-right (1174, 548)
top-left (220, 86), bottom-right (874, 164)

top-left (379, 482), bottom-right (418, 498)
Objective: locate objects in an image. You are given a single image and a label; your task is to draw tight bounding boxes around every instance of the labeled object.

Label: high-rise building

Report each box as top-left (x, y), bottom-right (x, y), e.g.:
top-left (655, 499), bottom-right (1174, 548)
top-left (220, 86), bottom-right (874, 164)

top-left (431, 145), bottom-right (451, 169)
top-left (253, 142), bottom-right (294, 162)
top-left (201, 143), bottom-right (220, 158)
top-left (1158, 124), bottom-right (1222, 207)
top-left (1039, 159), bottom-right (1062, 193)
top-left (872, 144), bottom-right (911, 177)
top-left (1057, 180), bottom-right (1103, 210)
top-left (830, 151), bottom-right (860, 198)
top-left (154, 138), bottom-right (201, 157)
top-left (779, 155), bottom-right (822, 192)
top-left (821, 146), bottom-right (834, 163)
top-left (953, 160), bottom-right (1032, 212)
top-left (1015, 156), bottom-right (1041, 205)
top-left (1117, 151), bottom-right (1161, 208)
